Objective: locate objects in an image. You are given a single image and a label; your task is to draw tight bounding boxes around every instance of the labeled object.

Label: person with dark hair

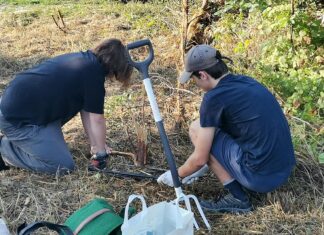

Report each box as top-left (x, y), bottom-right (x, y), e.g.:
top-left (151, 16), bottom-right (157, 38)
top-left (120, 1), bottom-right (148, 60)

top-left (157, 44), bottom-right (295, 213)
top-left (0, 38), bottom-right (133, 174)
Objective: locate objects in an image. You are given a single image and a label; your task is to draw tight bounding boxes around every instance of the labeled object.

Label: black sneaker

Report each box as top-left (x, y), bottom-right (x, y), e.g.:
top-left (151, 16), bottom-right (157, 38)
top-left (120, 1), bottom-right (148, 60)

top-left (0, 135), bottom-right (10, 171)
top-left (200, 194), bottom-right (252, 214)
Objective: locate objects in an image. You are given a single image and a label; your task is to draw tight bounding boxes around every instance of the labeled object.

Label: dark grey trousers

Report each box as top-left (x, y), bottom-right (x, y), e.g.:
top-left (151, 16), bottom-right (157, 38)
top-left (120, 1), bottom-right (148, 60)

top-left (0, 103), bottom-right (75, 175)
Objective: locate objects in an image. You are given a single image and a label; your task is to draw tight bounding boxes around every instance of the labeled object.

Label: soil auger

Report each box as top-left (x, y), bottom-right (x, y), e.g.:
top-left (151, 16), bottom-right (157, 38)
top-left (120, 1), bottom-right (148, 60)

top-left (126, 39), bottom-right (211, 231)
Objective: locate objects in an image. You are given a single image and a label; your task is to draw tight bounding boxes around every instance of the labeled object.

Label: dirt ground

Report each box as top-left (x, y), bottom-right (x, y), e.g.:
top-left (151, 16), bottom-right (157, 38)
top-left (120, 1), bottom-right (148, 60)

top-left (0, 2), bottom-right (323, 235)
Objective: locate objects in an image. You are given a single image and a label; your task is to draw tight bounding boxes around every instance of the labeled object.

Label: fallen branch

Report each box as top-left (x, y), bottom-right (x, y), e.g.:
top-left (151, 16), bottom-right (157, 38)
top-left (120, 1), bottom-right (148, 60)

top-left (110, 150), bottom-right (144, 167)
top-left (110, 150), bottom-right (136, 159)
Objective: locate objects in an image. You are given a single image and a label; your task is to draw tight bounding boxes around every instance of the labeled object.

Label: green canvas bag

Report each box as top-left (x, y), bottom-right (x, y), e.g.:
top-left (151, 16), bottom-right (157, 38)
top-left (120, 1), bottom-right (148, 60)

top-left (64, 198), bottom-right (126, 235)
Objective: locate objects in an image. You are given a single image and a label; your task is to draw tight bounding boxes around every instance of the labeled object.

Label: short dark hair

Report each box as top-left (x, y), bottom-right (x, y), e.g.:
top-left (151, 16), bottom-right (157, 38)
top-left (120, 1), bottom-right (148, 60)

top-left (192, 50), bottom-right (231, 79)
top-left (92, 38), bottom-right (133, 87)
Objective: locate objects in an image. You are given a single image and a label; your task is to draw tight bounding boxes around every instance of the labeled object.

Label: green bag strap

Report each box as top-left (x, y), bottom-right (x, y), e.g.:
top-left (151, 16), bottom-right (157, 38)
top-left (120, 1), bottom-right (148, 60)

top-left (17, 221), bottom-right (73, 235)
top-left (74, 208), bottom-right (111, 235)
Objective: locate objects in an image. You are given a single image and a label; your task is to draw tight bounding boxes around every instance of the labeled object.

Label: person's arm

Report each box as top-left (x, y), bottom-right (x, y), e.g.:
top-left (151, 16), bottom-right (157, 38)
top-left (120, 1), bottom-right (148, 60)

top-left (80, 110), bottom-right (106, 153)
top-left (157, 126), bottom-right (215, 187)
top-left (80, 110), bottom-right (95, 147)
top-left (178, 126), bottom-right (215, 178)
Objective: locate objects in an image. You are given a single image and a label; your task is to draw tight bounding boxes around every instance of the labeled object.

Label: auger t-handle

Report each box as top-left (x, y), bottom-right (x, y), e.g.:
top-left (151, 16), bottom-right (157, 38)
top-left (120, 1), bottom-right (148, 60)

top-left (126, 39), bottom-right (181, 188)
top-left (126, 39), bottom-right (154, 79)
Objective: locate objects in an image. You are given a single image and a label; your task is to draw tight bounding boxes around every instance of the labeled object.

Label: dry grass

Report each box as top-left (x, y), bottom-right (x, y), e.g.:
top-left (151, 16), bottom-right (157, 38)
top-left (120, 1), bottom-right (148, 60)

top-left (0, 2), bottom-right (323, 235)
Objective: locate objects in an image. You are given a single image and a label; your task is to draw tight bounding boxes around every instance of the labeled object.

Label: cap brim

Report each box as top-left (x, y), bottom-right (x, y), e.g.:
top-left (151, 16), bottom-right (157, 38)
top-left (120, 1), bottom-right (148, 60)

top-left (178, 71), bottom-right (192, 84)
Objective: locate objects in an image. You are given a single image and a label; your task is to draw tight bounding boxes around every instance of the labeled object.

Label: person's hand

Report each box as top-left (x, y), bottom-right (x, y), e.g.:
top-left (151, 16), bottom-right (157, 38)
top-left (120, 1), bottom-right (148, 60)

top-left (157, 170), bottom-right (174, 187)
top-left (105, 144), bottom-right (112, 154)
top-left (90, 144), bottom-right (112, 155)
top-left (88, 152), bottom-right (109, 171)
top-left (181, 164), bottom-right (209, 185)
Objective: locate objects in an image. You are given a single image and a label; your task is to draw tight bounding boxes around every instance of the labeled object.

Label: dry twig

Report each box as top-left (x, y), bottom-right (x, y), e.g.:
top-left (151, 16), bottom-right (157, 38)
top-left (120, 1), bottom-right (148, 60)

top-left (52, 10), bottom-right (67, 33)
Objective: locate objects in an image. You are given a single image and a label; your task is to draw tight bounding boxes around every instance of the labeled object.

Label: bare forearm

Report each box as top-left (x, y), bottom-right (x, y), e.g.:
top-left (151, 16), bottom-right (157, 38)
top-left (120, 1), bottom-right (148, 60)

top-left (178, 152), bottom-right (207, 178)
top-left (81, 110), bottom-right (96, 146)
top-left (90, 116), bottom-right (106, 152)
top-left (81, 111), bottom-right (106, 153)
top-left (178, 126), bottom-right (215, 178)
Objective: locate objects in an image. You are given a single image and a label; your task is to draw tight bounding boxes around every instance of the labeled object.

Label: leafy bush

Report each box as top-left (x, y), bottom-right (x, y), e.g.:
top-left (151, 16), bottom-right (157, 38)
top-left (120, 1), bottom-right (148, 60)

top-left (213, 1), bottom-right (323, 123)
top-left (259, 3), bottom-right (323, 122)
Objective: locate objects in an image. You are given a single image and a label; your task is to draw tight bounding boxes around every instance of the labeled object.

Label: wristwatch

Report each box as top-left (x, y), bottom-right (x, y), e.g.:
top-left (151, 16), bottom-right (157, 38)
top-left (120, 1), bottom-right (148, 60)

top-left (89, 152), bottom-right (109, 170)
top-left (93, 152), bottom-right (108, 160)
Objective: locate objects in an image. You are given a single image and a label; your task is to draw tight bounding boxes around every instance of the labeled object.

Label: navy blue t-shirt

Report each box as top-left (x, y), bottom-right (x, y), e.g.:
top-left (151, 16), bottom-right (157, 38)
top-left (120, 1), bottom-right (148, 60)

top-left (0, 50), bottom-right (107, 126)
top-left (200, 74), bottom-right (295, 174)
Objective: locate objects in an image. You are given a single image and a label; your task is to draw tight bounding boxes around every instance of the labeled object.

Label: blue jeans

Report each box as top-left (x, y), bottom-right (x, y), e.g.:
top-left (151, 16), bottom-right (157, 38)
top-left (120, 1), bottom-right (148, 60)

top-left (0, 101), bottom-right (75, 174)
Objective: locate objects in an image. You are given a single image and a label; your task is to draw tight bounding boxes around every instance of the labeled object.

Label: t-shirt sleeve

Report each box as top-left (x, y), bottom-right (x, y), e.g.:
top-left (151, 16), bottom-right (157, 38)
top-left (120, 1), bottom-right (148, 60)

top-left (83, 67), bottom-right (106, 114)
top-left (199, 94), bottom-right (224, 127)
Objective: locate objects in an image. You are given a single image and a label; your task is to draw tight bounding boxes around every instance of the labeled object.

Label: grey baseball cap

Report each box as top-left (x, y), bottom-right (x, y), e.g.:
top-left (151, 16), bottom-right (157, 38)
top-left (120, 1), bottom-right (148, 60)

top-left (179, 44), bottom-right (219, 84)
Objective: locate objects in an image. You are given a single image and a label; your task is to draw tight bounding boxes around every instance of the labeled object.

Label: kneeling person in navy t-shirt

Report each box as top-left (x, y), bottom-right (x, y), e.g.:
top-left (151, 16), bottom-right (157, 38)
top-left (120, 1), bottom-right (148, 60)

top-left (0, 39), bottom-right (133, 174)
top-left (157, 44), bottom-right (295, 213)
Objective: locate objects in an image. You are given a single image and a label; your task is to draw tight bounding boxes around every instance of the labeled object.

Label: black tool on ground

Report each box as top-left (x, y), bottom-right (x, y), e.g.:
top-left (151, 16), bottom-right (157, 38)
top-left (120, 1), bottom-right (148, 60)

top-left (18, 221), bottom-right (73, 235)
top-left (88, 167), bottom-right (158, 180)
top-left (88, 151), bottom-right (160, 180)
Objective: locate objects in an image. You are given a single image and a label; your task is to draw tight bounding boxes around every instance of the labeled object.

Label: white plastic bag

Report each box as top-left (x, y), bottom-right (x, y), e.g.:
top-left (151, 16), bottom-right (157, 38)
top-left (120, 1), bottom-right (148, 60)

top-left (121, 195), bottom-right (194, 235)
top-left (0, 218), bottom-right (11, 235)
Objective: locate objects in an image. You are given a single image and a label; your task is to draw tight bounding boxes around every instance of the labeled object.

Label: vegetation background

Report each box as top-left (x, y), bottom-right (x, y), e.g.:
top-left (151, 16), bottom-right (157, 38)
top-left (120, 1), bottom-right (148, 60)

top-left (0, 0), bottom-right (323, 234)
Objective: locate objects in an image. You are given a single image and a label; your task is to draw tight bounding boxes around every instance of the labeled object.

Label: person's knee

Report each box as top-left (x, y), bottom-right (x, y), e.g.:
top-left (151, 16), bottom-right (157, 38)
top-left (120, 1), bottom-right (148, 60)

top-left (47, 162), bottom-right (75, 175)
top-left (46, 155), bottom-right (75, 175)
top-left (58, 157), bottom-right (75, 173)
top-left (61, 159), bottom-right (75, 171)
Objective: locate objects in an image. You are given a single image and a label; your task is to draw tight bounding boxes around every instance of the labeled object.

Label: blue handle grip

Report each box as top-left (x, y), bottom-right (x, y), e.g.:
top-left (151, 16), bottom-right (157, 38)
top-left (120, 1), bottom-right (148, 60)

top-left (126, 39), bottom-right (154, 79)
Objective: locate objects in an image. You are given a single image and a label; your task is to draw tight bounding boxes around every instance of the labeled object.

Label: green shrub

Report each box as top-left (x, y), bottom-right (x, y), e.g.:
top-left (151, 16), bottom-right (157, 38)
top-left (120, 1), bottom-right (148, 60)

top-left (213, 2), bottom-right (323, 123)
